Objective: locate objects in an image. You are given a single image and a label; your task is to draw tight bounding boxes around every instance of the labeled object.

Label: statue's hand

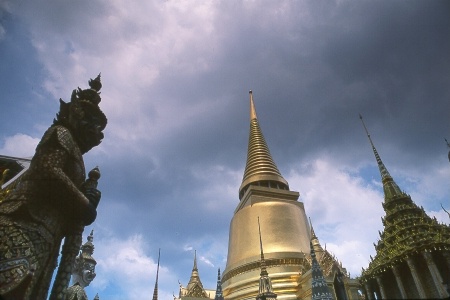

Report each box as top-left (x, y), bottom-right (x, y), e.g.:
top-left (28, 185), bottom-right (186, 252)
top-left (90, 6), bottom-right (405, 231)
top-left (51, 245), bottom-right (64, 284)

top-left (79, 188), bottom-right (100, 225)
top-left (81, 202), bottom-right (97, 225)
top-left (84, 187), bottom-right (101, 208)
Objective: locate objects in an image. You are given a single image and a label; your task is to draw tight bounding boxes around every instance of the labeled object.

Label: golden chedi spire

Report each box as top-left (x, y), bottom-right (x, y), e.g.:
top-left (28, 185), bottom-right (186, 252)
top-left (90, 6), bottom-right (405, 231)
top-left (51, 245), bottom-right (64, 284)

top-left (223, 91), bottom-right (311, 300)
top-left (239, 91), bottom-right (289, 199)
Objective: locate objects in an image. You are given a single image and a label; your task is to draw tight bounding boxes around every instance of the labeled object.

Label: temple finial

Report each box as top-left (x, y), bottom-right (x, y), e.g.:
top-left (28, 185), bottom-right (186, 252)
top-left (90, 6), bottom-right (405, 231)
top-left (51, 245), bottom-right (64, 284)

top-left (250, 90), bottom-right (257, 120)
top-left (360, 114), bottom-right (391, 179)
top-left (194, 250), bottom-right (197, 270)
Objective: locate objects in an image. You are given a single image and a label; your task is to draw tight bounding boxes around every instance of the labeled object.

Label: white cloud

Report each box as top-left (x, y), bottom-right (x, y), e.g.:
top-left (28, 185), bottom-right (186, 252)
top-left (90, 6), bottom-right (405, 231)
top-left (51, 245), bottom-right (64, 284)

top-left (200, 256), bottom-right (214, 268)
top-left (89, 233), bottom-right (177, 300)
top-left (0, 133), bottom-right (39, 157)
top-left (183, 245), bottom-right (193, 252)
top-left (12, 1), bottom-right (224, 160)
top-left (287, 158), bottom-right (385, 276)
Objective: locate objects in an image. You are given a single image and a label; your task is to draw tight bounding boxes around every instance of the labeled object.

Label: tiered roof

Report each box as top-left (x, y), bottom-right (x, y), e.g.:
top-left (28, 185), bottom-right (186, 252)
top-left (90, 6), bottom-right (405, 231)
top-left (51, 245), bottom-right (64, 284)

top-left (359, 116), bottom-right (450, 281)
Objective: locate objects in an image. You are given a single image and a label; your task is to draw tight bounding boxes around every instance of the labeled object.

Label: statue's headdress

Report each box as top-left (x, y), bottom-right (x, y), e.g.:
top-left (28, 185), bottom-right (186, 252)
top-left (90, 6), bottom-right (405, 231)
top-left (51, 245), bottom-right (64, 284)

top-left (55, 74), bottom-right (107, 130)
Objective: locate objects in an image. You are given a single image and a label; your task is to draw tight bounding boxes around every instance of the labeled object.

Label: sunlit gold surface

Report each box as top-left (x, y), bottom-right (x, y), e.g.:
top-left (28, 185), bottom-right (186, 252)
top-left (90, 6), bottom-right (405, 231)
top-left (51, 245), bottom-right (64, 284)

top-left (222, 185), bottom-right (311, 299)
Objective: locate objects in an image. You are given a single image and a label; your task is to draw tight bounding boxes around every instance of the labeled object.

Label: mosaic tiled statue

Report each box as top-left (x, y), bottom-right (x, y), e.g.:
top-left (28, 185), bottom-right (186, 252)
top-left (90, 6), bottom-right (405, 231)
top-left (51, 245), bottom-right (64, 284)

top-left (0, 75), bottom-right (107, 299)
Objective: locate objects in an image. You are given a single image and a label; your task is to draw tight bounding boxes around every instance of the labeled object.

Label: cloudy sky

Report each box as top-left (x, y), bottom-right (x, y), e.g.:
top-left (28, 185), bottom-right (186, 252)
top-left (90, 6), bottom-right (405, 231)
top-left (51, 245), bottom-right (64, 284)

top-left (1, 0), bottom-right (449, 299)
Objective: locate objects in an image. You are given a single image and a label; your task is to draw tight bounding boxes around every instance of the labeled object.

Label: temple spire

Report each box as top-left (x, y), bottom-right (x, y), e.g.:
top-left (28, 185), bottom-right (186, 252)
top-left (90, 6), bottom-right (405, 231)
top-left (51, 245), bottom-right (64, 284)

top-left (256, 217), bottom-right (277, 300)
top-left (152, 249), bottom-right (160, 300)
top-left (359, 115), bottom-right (404, 200)
top-left (309, 240), bottom-right (334, 300)
top-left (239, 91), bottom-right (289, 199)
top-left (214, 268), bottom-right (224, 300)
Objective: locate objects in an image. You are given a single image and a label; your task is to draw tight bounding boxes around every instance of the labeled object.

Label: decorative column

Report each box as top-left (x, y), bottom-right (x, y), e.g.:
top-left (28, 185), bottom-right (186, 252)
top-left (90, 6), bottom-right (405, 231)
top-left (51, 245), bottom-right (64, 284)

top-left (423, 252), bottom-right (449, 298)
top-left (406, 257), bottom-right (426, 298)
top-left (375, 276), bottom-right (387, 299)
top-left (364, 283), bottom-right (373, 300)
top-left (391, 265), bottom-right (407, 299)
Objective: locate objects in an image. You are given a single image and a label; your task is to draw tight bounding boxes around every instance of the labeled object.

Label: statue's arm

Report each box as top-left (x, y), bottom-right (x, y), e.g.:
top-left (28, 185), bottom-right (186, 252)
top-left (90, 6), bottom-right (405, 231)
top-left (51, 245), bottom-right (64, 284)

top-left (31, 143), bottom-right (96, 225)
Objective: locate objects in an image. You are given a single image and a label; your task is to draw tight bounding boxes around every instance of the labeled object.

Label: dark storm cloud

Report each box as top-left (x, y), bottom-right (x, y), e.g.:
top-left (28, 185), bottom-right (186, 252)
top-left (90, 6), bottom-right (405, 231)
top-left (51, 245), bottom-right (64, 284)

top-left (94, 0), bottom-right (450, 266)
top-left (145, 0), bottom-right (450, 179)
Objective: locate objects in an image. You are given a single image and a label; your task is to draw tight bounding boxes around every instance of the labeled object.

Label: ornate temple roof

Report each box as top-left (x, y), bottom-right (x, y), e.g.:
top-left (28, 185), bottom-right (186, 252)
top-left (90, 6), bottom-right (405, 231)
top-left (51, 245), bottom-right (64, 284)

top-left (359, 116), bottom-right (450, 281)
top-left (239, 91), bottom-right (289, 199)
top-left (184, 251), bottom-right (209, 298)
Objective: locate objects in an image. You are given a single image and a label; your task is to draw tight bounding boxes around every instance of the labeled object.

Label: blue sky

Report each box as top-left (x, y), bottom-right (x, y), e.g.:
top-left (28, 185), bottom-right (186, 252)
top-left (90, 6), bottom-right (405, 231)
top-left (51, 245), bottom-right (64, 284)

top-left (1, 1), bottom-right (449, 299)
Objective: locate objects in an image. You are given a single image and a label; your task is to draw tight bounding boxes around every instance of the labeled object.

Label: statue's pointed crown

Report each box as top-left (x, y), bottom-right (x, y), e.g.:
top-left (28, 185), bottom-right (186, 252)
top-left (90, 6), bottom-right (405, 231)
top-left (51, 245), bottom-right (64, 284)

top-left (56, 74), bottom-right (107, 130)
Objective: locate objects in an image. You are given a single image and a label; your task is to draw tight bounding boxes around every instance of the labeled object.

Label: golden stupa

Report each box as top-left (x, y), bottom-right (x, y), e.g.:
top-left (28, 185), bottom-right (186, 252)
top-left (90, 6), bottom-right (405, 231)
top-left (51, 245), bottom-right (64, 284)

top-left (222, 91), bottom-right (315, 299)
